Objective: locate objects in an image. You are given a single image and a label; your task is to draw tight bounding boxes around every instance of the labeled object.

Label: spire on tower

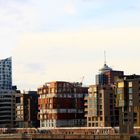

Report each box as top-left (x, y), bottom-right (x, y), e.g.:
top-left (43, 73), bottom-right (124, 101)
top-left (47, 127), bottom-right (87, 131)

top-left (104, 50), bottom-right (106, 65)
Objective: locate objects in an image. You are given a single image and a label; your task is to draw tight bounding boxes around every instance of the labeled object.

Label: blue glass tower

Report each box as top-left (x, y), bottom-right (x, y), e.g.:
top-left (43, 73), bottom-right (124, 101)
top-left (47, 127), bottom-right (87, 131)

top-left (0, 57), bottom-right (12, 90)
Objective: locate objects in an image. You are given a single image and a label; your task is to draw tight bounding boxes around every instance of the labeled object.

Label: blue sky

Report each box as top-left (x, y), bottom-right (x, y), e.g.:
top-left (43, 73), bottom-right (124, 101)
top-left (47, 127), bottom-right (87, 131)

top-left (0, 0), bottom-right (140, 90)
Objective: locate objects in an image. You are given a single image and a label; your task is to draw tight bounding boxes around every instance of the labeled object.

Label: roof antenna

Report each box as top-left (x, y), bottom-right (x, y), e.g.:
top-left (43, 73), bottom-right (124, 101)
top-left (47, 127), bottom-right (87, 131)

top-left (104, 51), bottom-right (106, 65)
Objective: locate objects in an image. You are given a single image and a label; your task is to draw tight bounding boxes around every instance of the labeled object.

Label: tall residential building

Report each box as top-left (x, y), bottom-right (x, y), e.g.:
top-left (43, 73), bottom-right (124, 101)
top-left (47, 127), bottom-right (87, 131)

top-left (38, 81), bottom-right (88, 128)
top-left (85, 84), bottom-right (119, 127)
top-left (116, 74), bottom-right (140, 134)
top-left (0, 57), bottom-right (12, 90)
top-left (85, 63), bottom-right (123, 127)
top-left (0, 57), bottom-right (15, 128)
top-left (15, 91), bottom-right (39, 128)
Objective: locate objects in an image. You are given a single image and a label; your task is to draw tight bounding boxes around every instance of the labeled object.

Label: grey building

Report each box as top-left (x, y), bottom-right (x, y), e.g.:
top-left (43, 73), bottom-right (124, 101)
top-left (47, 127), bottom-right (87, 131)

top-left (0, 89), bottom-right (16, 128)
top-left (0, 57), bottom-right (16, 128)
top-left (0, 57), bottom-right (12, 90)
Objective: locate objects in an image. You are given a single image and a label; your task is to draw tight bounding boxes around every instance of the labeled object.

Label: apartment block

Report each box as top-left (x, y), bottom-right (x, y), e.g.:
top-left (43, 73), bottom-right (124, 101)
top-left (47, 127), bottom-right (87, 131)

top-left (85, 84), bottom-right (119, 127)
top-left (15, 91), bottom-right (39, 128)
top-left (38, 81), bottom-right (88, 128)
top-left (0, 89), bottom-right (16, 128)
top-left (116, 74), bottom-right (140, 133)
top-left (85, 63), bottom-right (123, 127)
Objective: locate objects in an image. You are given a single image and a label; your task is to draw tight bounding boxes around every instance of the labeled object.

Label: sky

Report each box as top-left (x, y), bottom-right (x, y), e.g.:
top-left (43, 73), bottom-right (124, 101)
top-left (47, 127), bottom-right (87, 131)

top-left (0, 0), bottom-right (140, 90)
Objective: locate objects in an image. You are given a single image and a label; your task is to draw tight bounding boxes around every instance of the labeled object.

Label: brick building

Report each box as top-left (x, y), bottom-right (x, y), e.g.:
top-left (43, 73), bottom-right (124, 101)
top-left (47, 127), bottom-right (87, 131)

top-left (38, 81), bottom-right (88, 128)
top-left (85, 63), bottom-right (123, 127)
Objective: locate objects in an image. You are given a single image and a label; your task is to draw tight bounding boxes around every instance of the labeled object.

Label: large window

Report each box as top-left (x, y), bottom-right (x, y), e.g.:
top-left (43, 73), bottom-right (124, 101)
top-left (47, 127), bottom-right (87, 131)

top-left (117, 88), bottom-right (123, 94)
top-left (118, 82), bottom-right (124, 88)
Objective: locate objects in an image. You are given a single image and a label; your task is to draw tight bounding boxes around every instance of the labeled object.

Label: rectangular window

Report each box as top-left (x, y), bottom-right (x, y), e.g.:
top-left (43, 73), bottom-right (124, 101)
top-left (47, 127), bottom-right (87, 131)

top-left (129, 94), bottom-right (133, 100)
top-left (129, 88), bottom-right (133, 94)
top-left (118, 82), bottom-right (124, 88)
top-left (89, 123), bottom-right (91, 127)
top-left (88, 117), bottom-right (91, 121)
top-left (100, 111), bottom-right (102, 115)
top-left (117, 88), bottom-right (123, 94)
top-left (100, 117), bottom-right (102, 121)
top-left (128, 82), bottom-right (132, 87)
top-left (129, 100), bottom-right (133, 106)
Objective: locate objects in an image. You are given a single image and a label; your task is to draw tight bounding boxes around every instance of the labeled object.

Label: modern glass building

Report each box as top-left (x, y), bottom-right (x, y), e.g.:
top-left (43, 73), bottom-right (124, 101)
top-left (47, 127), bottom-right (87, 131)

top-left (0, 57), bottom-right (12, 90)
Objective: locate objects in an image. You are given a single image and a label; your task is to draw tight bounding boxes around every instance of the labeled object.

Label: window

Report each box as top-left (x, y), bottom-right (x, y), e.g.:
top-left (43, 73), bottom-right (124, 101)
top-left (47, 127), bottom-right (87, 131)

top-left (129, 100), bottom-right (133, 106)
top-left (100, 117), bottom-right (102, 121)
top-left (89, 99), bottom-right (92, 108)
top-left (129, 94), bottom-right (133, 100)
top-left (89, 123), bottom-right (91, 127)
top-left (129, 88), bottom-right (133, 94)
top-left (128, 82), bottom-right (132, 87)
top-left (88, 117), bottom-right (91, 121)
top-left (100, 111), bottom-right (102, 115)
top-left (117, 88), bottom-right (123, 94)
top-left (118, 82), bottom-right (124, 88)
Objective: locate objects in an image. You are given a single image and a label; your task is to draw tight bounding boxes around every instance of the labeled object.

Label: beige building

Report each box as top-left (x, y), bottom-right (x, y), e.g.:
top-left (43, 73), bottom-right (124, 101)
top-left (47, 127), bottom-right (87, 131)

top-left (85, 84), bottom-right (119, 127)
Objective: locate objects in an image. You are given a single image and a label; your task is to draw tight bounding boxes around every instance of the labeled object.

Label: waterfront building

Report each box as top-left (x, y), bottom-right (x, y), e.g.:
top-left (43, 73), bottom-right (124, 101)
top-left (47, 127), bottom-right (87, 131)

top-left (96, 63), bottom-right (123, 85)
top-left (85, 63), bottom-right (124, 127)
top-left (0, 57), bottom-right (16, 127)
top-left (15, 91), bottom-right (39, 128)
top-left (116, 74), bottom-right (140, 133)
top-left (38, 81), bottom-right (88, 128)
top-left (85, 84), bottom-right (119, 127)
top-left (0, 89), bottom-right (16, 128)
top-left (0, 57), bottom-right (12, 90)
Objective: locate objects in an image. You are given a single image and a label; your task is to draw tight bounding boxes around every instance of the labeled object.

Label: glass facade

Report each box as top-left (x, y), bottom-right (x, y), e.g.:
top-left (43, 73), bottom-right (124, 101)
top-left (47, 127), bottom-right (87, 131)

top-left (0, 57), bottom-right (12, 90)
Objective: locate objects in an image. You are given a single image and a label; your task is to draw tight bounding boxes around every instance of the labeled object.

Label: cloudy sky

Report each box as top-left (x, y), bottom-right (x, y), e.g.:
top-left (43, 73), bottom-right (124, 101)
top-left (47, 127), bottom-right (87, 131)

top-left (0, 0), bottom-right (140, 90)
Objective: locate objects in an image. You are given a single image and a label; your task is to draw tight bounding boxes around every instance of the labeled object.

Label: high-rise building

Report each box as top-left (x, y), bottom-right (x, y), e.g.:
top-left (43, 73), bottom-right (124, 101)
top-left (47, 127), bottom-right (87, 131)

top-left (116, 74), bottom-right (140, 133)
top-left (38, 81), bottom-right (88, 128)
top-left (0, 57), bottom-right (14, 128)
top-left (96, 63), bottom-right (123, 85)
top-left (85, 63), bottom-right (123, 127)
top-left (85, 84), bottom-right (119, 127)
top-left (0, 57), bottom-right (12, 90)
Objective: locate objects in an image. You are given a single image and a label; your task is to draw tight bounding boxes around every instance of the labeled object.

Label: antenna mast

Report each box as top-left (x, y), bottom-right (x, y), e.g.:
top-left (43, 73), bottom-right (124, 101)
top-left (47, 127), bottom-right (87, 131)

top-left (104, 51), bottom-right (106, 65)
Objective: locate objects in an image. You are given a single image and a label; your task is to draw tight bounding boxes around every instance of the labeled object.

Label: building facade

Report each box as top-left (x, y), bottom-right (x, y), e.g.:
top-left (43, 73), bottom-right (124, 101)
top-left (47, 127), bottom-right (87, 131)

top-left (38, 81), bottom-right (88, 128)
top-left (116, 75), bottom-right (140, 133)
top-left (0, 57), bottom-right (12, 90)
top-left (0, 90), bottom-right (16, 128)
top-left (85, 84), bottom-right (119, 127)
top-left (15, 91), bottom-right (39, 128)
top-left (85, 63), bottom-right (123, 127)
top-left (0, 57), bottom-right (15, 128)
top-left (96, 64), bottom-right (123, 85)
